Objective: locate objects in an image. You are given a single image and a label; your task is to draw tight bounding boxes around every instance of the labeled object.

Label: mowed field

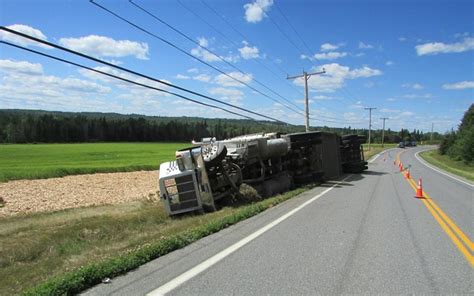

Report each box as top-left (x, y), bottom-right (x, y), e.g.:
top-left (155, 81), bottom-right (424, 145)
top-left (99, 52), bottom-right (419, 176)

top-left (0, 142), bottom-right (189, 182)
top-left (362, 143), bottom-right (397, 160)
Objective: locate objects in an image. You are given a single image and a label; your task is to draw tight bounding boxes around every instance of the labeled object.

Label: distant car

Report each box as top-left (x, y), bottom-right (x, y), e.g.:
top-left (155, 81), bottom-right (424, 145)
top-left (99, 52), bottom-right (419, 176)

top-left (398, 142), bottom-right (405, 148)
top-left (412, 141), bottom-right (417, 146)
top-left (404, 141), bottom-right (412, 147)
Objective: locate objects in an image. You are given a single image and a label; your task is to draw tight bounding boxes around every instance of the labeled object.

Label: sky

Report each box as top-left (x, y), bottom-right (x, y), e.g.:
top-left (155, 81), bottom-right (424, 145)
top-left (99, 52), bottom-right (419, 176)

top-left (0, 0), bottom-right (473, 133)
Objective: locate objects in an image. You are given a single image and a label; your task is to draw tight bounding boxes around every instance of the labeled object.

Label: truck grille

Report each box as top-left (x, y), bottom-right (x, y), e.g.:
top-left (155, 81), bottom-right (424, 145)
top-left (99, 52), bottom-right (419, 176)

top-left (164, 175), bottom-right (199, 212)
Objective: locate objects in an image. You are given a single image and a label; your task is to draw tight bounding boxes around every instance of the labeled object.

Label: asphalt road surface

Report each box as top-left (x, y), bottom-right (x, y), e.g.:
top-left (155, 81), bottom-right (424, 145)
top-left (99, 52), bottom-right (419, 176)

top-left (84, 146), bottom-right (473, 296)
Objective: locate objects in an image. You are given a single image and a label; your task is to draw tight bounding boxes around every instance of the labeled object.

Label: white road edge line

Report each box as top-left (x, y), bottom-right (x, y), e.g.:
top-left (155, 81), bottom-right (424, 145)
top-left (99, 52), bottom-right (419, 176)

top-left (414, 150), bottom-right (474, 188)
top-left (147, 175), bottom-right (353, 296)
top-left (368, 148), bottom-right (398, 163)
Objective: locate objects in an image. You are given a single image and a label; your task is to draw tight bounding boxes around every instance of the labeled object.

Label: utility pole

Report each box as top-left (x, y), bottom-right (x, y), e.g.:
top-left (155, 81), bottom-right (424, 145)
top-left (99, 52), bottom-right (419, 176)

top-left (364, 107), bottom-right (376, 151)
top-left (287, 69), bottom-right (325, 132)
top-left (430, 123), bottom-right (434, 143)
top-left (380, 117), bottom-right (389, 148)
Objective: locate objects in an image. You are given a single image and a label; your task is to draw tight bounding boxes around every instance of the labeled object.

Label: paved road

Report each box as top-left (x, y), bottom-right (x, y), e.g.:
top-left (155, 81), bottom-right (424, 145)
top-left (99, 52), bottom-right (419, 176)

top-left (84, 147), bottom-right (473, 295)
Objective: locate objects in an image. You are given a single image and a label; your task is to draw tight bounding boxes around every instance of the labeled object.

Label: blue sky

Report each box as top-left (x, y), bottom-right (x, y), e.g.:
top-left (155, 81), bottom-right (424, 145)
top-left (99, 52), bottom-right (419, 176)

top-left (0, 0), bottom-right (473, 132)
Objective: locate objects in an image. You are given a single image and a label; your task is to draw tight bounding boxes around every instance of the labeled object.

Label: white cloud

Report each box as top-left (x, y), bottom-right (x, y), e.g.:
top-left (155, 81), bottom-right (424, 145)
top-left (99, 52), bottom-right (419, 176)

top-left (348, 66), bottom-right (382, 78)
top-left (0, 59), bottom-right (43, 75)
top-left (191, 37), bottom-right (220, 62)
top-left (293, 63), bottom-right (382, 93)
top-left (358, 41), bottom-right (373, 49)
top-left (454, 32), bottom-right (470, 38)
top-left (214, 72), bottom-right (253, 87)
top-left (398, 37), bottom-right (407, 42)
top-left (0, 60), bottom-right (115, 112)
top-left (295, 99), bottom-right (314, 104)
top-left (78, 65), bottom-right (172, 100)
top-left (59, 35), bottom-right (149, 59)
top-left (415, 37), bottom-right (474, 56)
top-left (187, 68), bottom-right (199, 73)
top-left (313, 95), bottom-right (333, 100)
top-left (387, 98), bottom-right (397, 102)
top-left (400, 111), bottom-right (415, 116)
top-left (243, 0), bottom-right (273, 23)
top-left (320, 43), bottom-right (339, 51)
top-left (190, 37), bottom-right (238, 63)
top-left (175, 74), bottom-right (190, 80)
top-left (442, 81), bottom-right (474, 90)
top-left (0, 24), bottom-right (50, 49)
top-left (403, 93), bottom-right (433, 99)
top-left (364, 81), bottom-right (375, 88)
top-left (385, 60), bottom-right (394, 66)
top-left (313, 51), bottom-right (347, 60)
top-left (380, 108), bottom-right (399, 113)
top-left (238, 41), bottom-right (260, 59)
top-left (209, 87), bottom-right (244, 105)
top-left (193, 74), bottom-right (211, 82)
top-left (402, 83), bottom-right (424, 90)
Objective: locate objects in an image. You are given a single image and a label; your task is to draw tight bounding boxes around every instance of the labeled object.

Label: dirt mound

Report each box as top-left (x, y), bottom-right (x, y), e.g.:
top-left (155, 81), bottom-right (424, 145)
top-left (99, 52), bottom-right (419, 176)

top-left (0, 171), bottom-right (159, 217)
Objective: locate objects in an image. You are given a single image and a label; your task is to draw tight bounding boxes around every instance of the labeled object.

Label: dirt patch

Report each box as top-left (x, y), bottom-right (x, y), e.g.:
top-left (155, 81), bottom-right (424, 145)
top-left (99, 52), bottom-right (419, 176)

top-left (0, 171), bottom-right (159, 217)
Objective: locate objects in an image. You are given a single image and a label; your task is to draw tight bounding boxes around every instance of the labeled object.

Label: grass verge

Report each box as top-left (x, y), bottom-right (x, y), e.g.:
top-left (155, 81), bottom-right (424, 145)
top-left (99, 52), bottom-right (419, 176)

top-left (0, 185), bottom-right (312, 295)
top-left (0, 142), bottom-right (188, 182)
top-left (363, 143), bottom-right (397, 160)
top-left (419, 149), bottom-right (474, 181)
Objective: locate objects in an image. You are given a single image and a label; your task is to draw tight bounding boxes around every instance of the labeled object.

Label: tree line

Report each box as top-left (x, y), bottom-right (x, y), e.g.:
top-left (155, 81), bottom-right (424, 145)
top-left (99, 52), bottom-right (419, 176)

top-left (0, 109), bottom-right (441, 144)
top-left (439, 104), bottom-right (473, 164)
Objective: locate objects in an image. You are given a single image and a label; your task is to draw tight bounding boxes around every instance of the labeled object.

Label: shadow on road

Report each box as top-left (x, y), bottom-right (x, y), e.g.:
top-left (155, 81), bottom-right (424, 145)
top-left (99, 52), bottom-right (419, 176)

top-left (362, 171), bottom-right (387, 176)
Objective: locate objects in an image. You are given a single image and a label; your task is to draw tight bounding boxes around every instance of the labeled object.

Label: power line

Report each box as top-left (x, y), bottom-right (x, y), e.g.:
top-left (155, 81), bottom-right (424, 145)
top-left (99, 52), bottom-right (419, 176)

top-left (196, 0), bottom-right (362, 124)
top-left (128, 0), bottom-right (304, 114)
top-left (90, 0), bottom-right (303, 117)
top-left (269, 1), bottom-right (365, 107)
top-left (196, 1), bottom-right (307, 94)
top-left (0, 26), bottom-right (286, 124)
top-left (0, 40), bottom-right (262, 122)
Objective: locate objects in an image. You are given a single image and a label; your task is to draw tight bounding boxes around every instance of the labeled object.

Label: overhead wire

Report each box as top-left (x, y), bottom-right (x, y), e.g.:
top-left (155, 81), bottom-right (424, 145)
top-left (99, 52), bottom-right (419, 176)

top-left (0, 26), bottom-right (287, 124)
top-left (198, 0), bottom-right (361, 125)
top-left (128, 0), bottom-right (303, 113)
top-left (0, 40), bottom-right (261, 121)
top-left (198, 0), bottom-right (293, 77)
top-left (270, 0), bottom-right (369, 107)
top-left (90, 0), bottom-right (304, 117)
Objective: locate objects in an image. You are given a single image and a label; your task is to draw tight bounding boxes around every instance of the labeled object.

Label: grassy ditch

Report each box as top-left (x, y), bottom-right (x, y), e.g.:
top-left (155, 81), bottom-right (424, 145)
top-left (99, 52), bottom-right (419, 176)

top-left (0, 142), bottom-right (188, 182)
top-left (363, 143), bottom-right (397, 160)
top-left (0, 185), bottom-right (312, 295)
top-left (419, 149), bottom-right (474, 181)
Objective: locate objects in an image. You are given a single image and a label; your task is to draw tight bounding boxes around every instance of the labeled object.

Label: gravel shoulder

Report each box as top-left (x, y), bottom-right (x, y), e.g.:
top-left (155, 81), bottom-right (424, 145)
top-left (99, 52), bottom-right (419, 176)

top-left (0, 171), bottom-right (159, 217)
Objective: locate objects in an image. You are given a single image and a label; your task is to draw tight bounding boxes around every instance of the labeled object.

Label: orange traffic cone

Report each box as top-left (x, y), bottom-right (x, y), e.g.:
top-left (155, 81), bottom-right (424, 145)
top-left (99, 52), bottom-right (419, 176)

top-left (415, 178), bottom-right (424, 198)
top-left (405, 169), bottom-right (410, 179)
top-left (400, 163), bottom-right (404, 172)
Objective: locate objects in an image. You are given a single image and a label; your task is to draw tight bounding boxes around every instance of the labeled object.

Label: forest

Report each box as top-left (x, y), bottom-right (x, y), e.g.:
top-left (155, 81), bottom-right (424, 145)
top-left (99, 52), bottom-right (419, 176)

top-left (439, 104), bottom-right (473, 164)
top-left (0, 109), bottom-right (441, 144)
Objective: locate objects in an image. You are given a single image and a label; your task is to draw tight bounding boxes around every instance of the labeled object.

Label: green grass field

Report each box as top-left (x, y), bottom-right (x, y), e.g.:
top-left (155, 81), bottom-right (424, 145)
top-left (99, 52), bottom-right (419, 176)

top-left (362, 143), bottom-right (397, 160)
top-left (419, 149), bottom-right (474, 181)
top-left (0, 143), bottom-right (189, 182)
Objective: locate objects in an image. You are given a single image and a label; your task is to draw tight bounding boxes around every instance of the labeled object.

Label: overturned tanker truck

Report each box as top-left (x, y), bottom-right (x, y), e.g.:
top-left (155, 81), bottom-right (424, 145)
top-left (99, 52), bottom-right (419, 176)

top-left (158, 131), bottom-right (367, 216)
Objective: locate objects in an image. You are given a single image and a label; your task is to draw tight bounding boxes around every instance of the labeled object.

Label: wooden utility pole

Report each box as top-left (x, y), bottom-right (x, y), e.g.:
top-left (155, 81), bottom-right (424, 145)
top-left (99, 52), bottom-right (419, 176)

top-left (380, 117), bottom-right (389, 148)
top-left (431, 123), bottom-right (434, 143)
top-left (364, 107), bottom-right (376, 151)
top-left (287, 69), bottom-right (325, 132)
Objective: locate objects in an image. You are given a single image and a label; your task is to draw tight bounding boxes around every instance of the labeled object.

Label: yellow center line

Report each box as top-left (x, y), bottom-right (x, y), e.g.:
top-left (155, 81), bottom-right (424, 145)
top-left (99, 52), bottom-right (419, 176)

top-left (405, 174), bottom-right (474, 267)
top-left (407, 178), bottom-right (474, 252)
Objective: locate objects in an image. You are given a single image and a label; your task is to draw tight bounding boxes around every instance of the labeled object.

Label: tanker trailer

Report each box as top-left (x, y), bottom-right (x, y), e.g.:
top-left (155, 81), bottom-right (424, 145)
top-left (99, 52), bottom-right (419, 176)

top-left (159, 133), bottom-right (291, 216)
